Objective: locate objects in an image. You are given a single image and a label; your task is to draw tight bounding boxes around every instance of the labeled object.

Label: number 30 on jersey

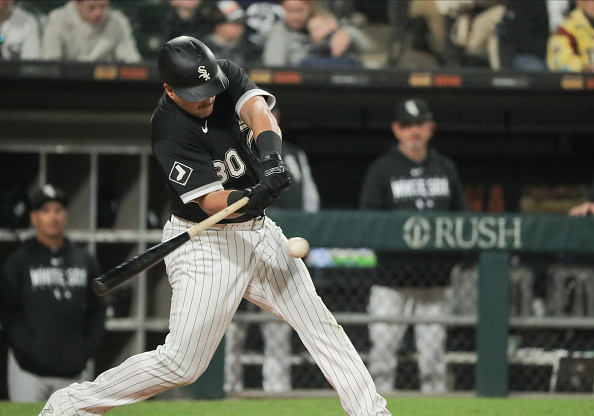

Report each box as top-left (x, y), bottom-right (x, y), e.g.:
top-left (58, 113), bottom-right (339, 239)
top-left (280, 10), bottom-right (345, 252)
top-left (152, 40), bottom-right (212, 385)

top-left (213, 149), bottom-right (246, 184)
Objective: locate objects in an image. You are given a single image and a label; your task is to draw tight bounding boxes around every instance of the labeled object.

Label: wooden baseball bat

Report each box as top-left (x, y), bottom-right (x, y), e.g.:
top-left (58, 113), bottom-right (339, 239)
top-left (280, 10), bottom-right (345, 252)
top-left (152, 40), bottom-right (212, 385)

top-left (92, 197), bottom-right (249, 296)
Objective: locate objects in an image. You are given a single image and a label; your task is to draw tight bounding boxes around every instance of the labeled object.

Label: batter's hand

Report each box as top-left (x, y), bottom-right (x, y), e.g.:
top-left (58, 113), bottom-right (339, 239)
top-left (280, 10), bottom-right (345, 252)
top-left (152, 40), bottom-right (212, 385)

top-left (261, 153), bottom-right (291, 196)
top-left (238, 182), bottom-right (275, 212)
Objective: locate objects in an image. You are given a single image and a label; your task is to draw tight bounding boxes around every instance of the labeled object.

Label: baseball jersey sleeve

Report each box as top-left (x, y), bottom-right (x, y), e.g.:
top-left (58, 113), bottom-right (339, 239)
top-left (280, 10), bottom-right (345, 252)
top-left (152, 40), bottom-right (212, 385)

top-left (218, 59), bottom-right (276, 114)
top-left (153, 138), bottom-right (223, 204)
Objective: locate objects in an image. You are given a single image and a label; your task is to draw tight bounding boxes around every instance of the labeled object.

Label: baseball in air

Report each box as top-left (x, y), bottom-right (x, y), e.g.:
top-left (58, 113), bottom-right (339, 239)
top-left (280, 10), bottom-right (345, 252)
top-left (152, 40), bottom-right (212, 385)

top-left (286, 237), bottom-right (310, 258)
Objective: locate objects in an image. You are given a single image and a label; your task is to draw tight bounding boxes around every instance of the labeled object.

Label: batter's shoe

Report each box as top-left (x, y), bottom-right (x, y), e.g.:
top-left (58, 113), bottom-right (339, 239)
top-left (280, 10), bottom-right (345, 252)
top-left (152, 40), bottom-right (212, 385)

top-left (38, 389), bottom-right (63, 416)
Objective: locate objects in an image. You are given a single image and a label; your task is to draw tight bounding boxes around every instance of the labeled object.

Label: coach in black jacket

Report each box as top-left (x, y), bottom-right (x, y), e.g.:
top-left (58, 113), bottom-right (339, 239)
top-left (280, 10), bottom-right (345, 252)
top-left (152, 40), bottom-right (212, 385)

top-left (1, 184), bottom-right (105, 402)
top-left (360, 98), bottom-right (467, 393)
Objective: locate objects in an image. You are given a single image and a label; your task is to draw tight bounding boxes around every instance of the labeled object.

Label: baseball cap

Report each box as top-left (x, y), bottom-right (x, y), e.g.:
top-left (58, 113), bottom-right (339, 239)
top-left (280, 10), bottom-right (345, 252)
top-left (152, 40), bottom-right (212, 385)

top-left (30, 184), bottom-right (68, 211)
top-left (393, 98), bottom-right (433, 124)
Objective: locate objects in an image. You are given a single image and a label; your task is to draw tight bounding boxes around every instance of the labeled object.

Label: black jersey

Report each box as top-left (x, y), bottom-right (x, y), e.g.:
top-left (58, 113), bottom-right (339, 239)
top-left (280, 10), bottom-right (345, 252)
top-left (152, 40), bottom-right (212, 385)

top-left (1, 238), bottom-right (106, 377)
top-left (360, 145), bottom-right (467, 287)
top-left (359, 146), bottom-right (467, 212)
top-left (151, 59), bottom-right (275, 223)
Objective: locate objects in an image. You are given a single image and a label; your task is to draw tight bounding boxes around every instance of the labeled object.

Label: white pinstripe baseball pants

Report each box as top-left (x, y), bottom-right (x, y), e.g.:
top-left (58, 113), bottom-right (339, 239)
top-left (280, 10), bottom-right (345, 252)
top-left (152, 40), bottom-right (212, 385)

top-left (57, 217), bottom-right (391, 416)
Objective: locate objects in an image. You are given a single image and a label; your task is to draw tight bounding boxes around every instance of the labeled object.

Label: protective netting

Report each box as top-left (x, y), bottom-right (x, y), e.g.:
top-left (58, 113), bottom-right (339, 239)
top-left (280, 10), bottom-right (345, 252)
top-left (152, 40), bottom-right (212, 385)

top-left (226, 249), bottom-right (594, 393)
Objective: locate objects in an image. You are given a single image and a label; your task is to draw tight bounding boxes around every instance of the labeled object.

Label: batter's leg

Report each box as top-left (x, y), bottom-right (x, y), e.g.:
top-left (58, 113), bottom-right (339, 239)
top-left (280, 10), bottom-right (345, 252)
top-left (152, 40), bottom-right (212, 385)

top-left (54, 219), bottom-right (259, 416)
top-left (248, 220), bottom-right (392, 416)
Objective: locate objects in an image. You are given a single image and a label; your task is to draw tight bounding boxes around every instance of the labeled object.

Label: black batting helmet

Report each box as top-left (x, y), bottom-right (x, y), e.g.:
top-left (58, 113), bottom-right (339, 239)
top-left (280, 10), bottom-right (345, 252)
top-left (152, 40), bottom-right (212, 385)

top-left (158, 36), bottom-right (229, 102)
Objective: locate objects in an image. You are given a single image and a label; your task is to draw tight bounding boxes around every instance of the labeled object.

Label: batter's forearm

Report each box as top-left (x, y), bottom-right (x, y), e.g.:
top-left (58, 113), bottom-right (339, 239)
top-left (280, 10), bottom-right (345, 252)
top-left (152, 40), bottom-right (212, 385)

top-left (195, 190), bottom-right (243, 217)
top-left (239, 96), bottom-right (281, 139)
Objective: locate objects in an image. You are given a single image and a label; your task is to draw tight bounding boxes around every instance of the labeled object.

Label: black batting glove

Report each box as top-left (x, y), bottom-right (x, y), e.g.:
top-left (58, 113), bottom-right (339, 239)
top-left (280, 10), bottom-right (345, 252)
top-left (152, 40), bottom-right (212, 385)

top-left (227, 182), bottom-right (275, 213)
top-left (261, 153), bottom-right (291, 197)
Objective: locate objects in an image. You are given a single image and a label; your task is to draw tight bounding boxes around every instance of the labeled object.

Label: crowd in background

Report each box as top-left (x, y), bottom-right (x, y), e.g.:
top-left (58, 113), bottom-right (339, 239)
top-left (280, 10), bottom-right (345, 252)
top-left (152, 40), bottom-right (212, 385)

top-left (0, 0), bottom-right (593, 72)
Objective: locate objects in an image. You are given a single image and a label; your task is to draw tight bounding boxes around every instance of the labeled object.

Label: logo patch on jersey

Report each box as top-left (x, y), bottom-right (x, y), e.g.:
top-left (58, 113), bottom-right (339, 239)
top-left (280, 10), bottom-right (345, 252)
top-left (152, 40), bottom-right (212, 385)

top-left (169, 162), bottom-right (193, 186)
top-left (198, 65), bottom-right (211, 81)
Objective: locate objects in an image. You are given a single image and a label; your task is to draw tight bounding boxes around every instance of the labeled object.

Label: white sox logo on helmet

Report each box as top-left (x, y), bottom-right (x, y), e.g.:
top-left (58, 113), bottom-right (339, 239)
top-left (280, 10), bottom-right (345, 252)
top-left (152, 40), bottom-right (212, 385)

top-left (198, 66), bottom-right (211, 81)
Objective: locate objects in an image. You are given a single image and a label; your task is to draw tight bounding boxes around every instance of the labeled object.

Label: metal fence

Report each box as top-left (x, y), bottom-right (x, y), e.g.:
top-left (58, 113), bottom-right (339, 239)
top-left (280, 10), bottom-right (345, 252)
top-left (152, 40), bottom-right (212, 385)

top-left (224, 210), bottom-right (594, 396)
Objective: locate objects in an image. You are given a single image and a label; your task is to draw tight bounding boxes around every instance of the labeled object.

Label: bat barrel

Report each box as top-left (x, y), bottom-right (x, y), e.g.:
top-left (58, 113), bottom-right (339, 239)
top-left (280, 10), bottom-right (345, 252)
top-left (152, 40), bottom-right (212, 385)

top-left (91, 197), bottom-right (248, 296)
top-left (92, 232), bottom-right (190, 296)
top-left (92, 279), bottom-right (111, 296)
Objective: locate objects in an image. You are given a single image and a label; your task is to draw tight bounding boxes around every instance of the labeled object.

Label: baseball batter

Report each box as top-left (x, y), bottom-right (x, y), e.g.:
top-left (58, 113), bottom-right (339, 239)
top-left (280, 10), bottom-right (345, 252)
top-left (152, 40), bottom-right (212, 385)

top-left (39, 36), bottom-right (391, 416)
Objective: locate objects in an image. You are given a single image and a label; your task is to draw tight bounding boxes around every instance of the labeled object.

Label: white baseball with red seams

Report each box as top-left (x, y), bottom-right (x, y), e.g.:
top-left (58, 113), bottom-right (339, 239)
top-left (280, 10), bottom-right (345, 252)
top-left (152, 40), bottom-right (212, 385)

top-left (286, 237), bottom-right (310, 258)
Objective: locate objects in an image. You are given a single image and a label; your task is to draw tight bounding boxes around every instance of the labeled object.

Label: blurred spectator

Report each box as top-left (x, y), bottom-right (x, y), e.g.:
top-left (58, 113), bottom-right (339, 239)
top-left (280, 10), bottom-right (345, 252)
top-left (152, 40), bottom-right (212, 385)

top-left (408, 0), bottom-right (447, 60)
top-left (547, 0), bottom-right (594, 72)
top-left (301, 7), bottom-right (362, 67)
top-left (437, 0), bottom-right (507, 68)
top-left (314, 0), bottom-right (370, 52)
top-left (262, 0), bottom-right (315, 67)
top-left (161, 0), bottom-right (219, 42)
top-left (262, 0), bottom-right (367, 67)
top-left (41, 0), bottom-right (141, 62)
top-left (0, 184), bottom-right (106, 402)
top-left (203, 0), bottom-right (261, 66)
top-left (359, 98), bottom-right (467, 393)
top-left (569, 175), bottom-right (594, 216)
top-left (0, 0), bottom-right (41, 60)
top-left (317, 0), bottom-right (355, 21)
top-left (547, 0), bottom-right (572, 33)
top-left (388, 0), bottom-right (443, 69)
top-left (238, 1), bottom-right (285, 49)
top-left (496, 0), bottom-right (550, 71)
top-left (408, 0), bottom-right (446, 64)
top-left (478, 0), bottom-right (572, 70)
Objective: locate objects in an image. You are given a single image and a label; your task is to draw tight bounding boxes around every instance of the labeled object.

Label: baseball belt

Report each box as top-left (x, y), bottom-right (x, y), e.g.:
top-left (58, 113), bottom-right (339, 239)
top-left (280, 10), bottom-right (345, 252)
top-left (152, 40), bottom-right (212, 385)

top-left (173, 215), bottom-right (265, 231)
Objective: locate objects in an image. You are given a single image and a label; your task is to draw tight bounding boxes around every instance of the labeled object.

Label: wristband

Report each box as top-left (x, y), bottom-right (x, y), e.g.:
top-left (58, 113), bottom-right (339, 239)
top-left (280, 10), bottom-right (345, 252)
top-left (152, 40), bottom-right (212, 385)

top-left (256, 130), bottom-right (282, 157)
top-left (227, 190), bottom-right (248, 213)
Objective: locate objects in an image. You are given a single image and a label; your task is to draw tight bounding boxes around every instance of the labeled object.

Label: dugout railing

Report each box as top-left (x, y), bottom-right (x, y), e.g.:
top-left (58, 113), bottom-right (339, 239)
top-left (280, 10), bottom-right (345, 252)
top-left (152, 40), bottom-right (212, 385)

top-left (233, 209), bottom-right (594, 397)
